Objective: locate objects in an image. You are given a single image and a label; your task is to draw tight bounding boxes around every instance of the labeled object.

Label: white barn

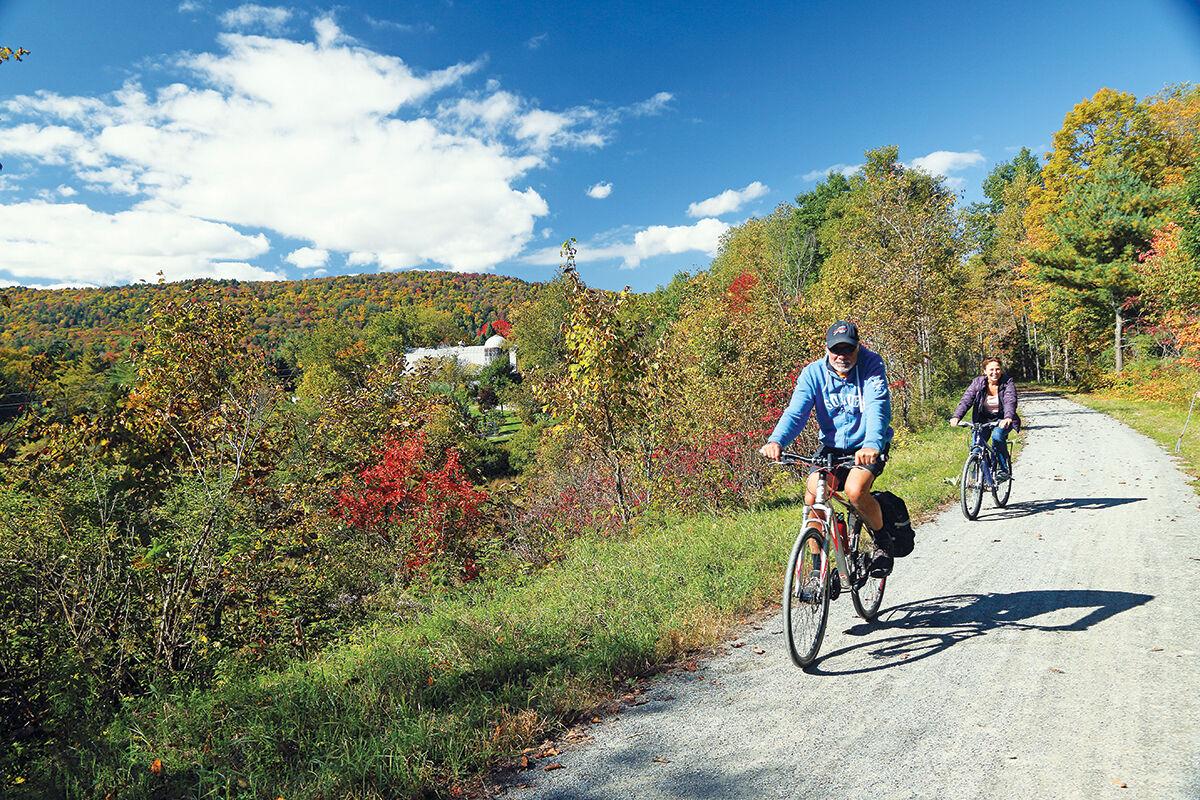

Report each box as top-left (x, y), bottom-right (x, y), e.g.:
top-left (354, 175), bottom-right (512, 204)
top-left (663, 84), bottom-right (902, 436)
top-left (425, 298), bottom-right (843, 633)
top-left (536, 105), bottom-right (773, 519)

top-left (405, 334), bottom-right (517, 371)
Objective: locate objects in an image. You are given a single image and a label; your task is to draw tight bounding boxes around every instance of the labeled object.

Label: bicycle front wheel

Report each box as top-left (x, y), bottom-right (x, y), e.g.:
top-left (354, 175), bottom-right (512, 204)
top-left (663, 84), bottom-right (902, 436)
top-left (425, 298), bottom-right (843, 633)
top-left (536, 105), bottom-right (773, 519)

top-left (992, 471), bottom-right (1012, 507)
top-left (849, 517), bottom-right (886, 621)
top-left (783, 528), bottom-right (830, 667)
top-left (960, 454), bottom-right (984, 520)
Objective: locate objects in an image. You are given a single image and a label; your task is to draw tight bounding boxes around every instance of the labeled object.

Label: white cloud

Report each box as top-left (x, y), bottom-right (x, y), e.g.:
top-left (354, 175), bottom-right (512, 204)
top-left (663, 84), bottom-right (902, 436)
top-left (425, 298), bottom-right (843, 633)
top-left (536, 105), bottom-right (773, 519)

top-left (525, 218), bottom-right (729, 269)
top-left (802, 150), bottom-right (986, 187)
top-left (586, 181), bottom-right (612, 199)
top-left (905, 150), bottom-right (985, 190)
top-left (526, 33), bottom-right (548, 50)
top-left (0, 124), bottom-right (98, 166)
top-left (907, 149), bottom-right (985, 177)
top-left (0, 18), bottom-right (670, 282)
top-left (439, 88), bottom-right (672, 154)
top-left (802, 163), bottom-right (863, 182)
top-left (630, 91), bottom-right (673, 116)
top-left (686, 181), bottom-right (768, 218)
top-left (364, 15), bottom-right (433, 33)
top-left (310, 267), bottom-right (328, 276)
top-left (0, 202), bottom-right (279, 286)
top-left (0, 18), bottom-right (561, 274)
top-left (285, 246), bottom-right (329, 268)
top-left (178, 0), bottom-right (203, 12)
top-left (56, 185), bottom-right (77, 197)
top-left (220, 4), bottom-right (294, 33)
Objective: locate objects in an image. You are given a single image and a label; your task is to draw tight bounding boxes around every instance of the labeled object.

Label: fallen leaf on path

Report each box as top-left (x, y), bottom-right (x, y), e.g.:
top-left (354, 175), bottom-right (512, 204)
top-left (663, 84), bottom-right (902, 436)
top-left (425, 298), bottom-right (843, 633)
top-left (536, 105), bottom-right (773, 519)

top-left (520, 756), bottom-right (530, 769)
top-left (1150, 647), bottom-right (1164, 652)
top-left (682, 660), bottom-right (698, 671)
top-left (1048, 667), bottom-right (1065, 673)
top-left (992, 539), bottom-right (1001, 543)
top-left (653, 756), bottom-right (670, 764)
top-left (752, 647), bottom-right (765, 655)
top-left (539, 747), bottom-right (560, 758)
top-left (590, 716), bottom-right (602, 723)
top-left (544, 763), bottom-right (564, 772)
top-left (731, 640), bottom-right (745, 648)
top-left (1111, 779), bottom-right (1128, 789)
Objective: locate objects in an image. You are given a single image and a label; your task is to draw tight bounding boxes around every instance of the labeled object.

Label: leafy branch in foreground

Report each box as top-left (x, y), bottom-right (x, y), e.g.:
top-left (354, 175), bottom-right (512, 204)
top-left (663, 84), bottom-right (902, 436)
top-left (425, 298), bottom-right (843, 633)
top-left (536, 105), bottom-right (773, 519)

top-left (0, 47), bottom-right (30, 64)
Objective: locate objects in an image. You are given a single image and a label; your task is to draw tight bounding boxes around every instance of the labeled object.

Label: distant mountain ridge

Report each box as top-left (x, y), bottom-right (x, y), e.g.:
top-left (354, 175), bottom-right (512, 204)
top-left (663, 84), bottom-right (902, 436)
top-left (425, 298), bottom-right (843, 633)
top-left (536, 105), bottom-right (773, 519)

top-left (0, 271), bottom-right (538, 353)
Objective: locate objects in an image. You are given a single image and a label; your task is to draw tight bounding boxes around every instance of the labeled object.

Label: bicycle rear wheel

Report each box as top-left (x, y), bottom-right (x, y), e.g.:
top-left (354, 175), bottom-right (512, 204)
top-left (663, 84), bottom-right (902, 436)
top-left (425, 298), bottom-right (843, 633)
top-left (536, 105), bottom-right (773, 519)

top-left (960, 454), bottom-right (984, 520)
top-left (783, 528), bottom-right (830, 667)
top-left (849, 516), bottom-right (886, 621)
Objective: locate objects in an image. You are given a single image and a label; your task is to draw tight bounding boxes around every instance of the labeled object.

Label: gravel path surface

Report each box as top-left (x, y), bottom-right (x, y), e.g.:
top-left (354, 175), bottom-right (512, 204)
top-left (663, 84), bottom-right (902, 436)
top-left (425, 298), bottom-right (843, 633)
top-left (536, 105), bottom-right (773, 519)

top-left (508, 392), bottom-right (1200, 799)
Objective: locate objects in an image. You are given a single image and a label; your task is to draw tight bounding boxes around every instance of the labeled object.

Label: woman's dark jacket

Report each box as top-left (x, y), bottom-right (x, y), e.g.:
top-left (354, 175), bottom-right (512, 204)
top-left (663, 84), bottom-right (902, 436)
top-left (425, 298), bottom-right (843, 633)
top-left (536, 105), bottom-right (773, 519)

top-left (954, 375), bottom-right (1020, 429)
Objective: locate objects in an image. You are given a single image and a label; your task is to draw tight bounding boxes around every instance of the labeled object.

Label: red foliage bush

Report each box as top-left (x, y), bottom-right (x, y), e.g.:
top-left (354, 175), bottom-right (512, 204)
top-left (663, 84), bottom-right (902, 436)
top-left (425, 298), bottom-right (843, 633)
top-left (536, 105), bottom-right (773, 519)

top-left (478, 319), bottom-right (513, 339)
top-left (726, 272), bottom-right (760, 315)
top-left (651, 428), bottom-right (772, 512)
top-left (334, 432), bottom-right (488, 581)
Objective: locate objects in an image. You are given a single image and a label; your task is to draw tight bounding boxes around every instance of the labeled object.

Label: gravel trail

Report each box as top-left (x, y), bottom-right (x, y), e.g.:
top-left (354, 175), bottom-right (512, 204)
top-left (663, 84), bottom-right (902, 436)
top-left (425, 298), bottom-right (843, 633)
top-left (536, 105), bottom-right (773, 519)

top-left (509, 392), bottom-right (1200, 799)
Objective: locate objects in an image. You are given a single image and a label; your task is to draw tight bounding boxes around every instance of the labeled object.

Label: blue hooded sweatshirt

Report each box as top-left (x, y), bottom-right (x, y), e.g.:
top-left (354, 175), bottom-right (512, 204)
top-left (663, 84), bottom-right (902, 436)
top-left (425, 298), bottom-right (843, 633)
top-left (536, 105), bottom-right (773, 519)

top-left (768, 345), bottom-right (893, 451)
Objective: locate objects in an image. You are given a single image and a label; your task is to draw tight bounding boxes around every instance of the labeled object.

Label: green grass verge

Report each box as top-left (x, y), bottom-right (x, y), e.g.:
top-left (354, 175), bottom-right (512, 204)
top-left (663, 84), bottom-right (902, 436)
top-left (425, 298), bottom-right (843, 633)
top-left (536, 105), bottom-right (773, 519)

top-left (69, 424), bottom-right (969, 800)
top-left (1071, 392), bottom-right (1200, 487)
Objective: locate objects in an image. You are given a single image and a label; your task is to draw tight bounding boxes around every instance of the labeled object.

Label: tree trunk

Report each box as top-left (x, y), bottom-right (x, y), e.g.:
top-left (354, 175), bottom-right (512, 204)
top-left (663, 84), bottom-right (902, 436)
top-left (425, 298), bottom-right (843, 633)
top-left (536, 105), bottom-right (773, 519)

top-left (1028, 317), bottom-right (1043, 383)
top-left (1114, 306), bottom-right (1124, 374)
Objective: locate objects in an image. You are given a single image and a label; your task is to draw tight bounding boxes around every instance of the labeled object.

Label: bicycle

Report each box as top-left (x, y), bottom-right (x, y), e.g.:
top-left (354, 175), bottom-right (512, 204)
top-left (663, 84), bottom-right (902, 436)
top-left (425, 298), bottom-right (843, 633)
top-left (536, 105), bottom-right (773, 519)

top-left (957, 421), bottom-right (1012, 520)
top-left (777, 453), bottom-right (887, 667)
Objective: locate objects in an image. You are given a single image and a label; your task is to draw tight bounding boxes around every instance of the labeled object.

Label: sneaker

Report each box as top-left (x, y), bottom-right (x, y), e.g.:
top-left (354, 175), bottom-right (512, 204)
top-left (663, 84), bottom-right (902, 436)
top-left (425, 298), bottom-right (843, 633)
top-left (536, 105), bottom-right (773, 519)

top-left (994, 468), bottom-right (1010, 483)
top-left (868, 548), bottom-right (893, 578)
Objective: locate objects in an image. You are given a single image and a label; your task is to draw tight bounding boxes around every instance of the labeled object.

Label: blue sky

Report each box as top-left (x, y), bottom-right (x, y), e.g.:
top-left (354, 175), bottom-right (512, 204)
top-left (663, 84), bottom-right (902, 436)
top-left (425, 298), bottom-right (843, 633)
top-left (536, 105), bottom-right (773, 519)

top-left (0, 0), bottom-right (1198, 292)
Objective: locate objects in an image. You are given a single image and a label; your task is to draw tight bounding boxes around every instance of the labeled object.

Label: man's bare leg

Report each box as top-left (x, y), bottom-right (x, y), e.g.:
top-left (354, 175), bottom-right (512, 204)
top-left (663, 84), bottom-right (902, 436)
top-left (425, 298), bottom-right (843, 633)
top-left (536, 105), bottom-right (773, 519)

top-left (843, 468), bottom-right (883, 531)
top-left (804, 471), bottom-right (826, 554)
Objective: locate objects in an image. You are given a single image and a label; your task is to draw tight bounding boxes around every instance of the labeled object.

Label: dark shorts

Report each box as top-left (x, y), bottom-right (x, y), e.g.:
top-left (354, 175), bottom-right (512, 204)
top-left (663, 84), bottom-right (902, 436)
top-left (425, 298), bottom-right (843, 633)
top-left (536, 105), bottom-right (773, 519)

top-left (816, 443), bottom-right (889, 485)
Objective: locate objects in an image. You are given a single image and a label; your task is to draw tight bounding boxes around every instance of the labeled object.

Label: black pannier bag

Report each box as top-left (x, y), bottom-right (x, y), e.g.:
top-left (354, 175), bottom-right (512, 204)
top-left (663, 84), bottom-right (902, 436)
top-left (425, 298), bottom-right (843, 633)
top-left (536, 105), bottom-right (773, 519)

top-left (871, 491), bottom-right (914, 557)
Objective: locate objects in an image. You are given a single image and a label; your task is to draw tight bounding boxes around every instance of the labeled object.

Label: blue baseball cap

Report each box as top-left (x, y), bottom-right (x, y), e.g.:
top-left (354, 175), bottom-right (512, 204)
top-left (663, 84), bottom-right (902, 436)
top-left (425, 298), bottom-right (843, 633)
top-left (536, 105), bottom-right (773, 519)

top-left (826, 320), bottom-right (859, 349)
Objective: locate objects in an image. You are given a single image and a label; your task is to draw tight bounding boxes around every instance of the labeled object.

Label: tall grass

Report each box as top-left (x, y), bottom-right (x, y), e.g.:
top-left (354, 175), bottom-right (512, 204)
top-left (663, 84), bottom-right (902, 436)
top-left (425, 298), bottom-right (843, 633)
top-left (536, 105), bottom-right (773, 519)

top-left (53, 424), bottom-right (968, 800)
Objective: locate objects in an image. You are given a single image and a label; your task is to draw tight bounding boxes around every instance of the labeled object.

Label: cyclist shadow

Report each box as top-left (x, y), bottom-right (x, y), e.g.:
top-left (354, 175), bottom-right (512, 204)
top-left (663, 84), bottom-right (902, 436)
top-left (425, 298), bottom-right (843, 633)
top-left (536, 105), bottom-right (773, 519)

top-left (981, 496), bottom-right (1145, 520)
top-left (805, 589), bottom-right (1152, 676)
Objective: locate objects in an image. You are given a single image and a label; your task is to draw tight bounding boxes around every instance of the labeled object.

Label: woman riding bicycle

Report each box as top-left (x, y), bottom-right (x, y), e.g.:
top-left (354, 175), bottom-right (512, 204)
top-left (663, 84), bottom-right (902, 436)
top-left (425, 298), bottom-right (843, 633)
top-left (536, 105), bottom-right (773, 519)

top-left (950, 357), bottom-right (1020, 482)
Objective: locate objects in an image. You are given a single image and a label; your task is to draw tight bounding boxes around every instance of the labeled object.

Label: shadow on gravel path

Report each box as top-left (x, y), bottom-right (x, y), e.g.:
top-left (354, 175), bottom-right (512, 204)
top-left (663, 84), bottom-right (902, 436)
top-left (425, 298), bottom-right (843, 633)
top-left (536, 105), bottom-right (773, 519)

top-left (978, 496), bottom-right (1145, 520)
top-left (806, 589), bottom-right (1152, 676)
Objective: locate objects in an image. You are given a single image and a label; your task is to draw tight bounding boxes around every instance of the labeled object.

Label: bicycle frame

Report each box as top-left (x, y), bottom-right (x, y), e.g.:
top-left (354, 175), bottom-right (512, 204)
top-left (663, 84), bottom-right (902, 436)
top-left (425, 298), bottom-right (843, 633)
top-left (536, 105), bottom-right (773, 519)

top-left (963, 422), bottom-right (1009, 487)
top-left (798, 459), bottom-right (858, 586)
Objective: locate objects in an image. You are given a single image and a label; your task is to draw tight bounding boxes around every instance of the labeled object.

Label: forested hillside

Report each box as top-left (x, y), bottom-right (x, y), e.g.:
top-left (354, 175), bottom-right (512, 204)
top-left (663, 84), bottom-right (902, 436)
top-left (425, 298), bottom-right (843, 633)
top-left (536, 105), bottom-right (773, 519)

top-left (2, 83), bottom-right (1199, 798)
top-left (0, 270), bottom-right (533, 352)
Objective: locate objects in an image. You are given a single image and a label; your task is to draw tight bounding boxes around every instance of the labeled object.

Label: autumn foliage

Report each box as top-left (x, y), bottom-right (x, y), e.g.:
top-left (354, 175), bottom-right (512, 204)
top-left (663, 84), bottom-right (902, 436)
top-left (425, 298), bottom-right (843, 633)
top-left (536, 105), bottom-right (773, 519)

top-left (335, 433), bottom-right (488, 581)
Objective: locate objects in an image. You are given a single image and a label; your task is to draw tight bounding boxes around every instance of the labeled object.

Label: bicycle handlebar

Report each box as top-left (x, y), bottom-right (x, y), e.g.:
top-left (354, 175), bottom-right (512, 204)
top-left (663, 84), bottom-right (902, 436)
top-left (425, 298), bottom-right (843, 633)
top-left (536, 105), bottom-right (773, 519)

top-left (957, 421), bottom-right (998, 430)
top-left (774, 452), bottom-right (859, 469)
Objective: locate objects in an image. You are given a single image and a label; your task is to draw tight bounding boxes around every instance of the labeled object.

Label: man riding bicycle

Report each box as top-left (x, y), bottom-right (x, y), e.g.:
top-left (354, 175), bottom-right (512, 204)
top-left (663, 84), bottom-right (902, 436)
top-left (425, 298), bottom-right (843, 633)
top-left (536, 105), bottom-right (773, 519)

top-left (759, 320), bottom-right (895, 575)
